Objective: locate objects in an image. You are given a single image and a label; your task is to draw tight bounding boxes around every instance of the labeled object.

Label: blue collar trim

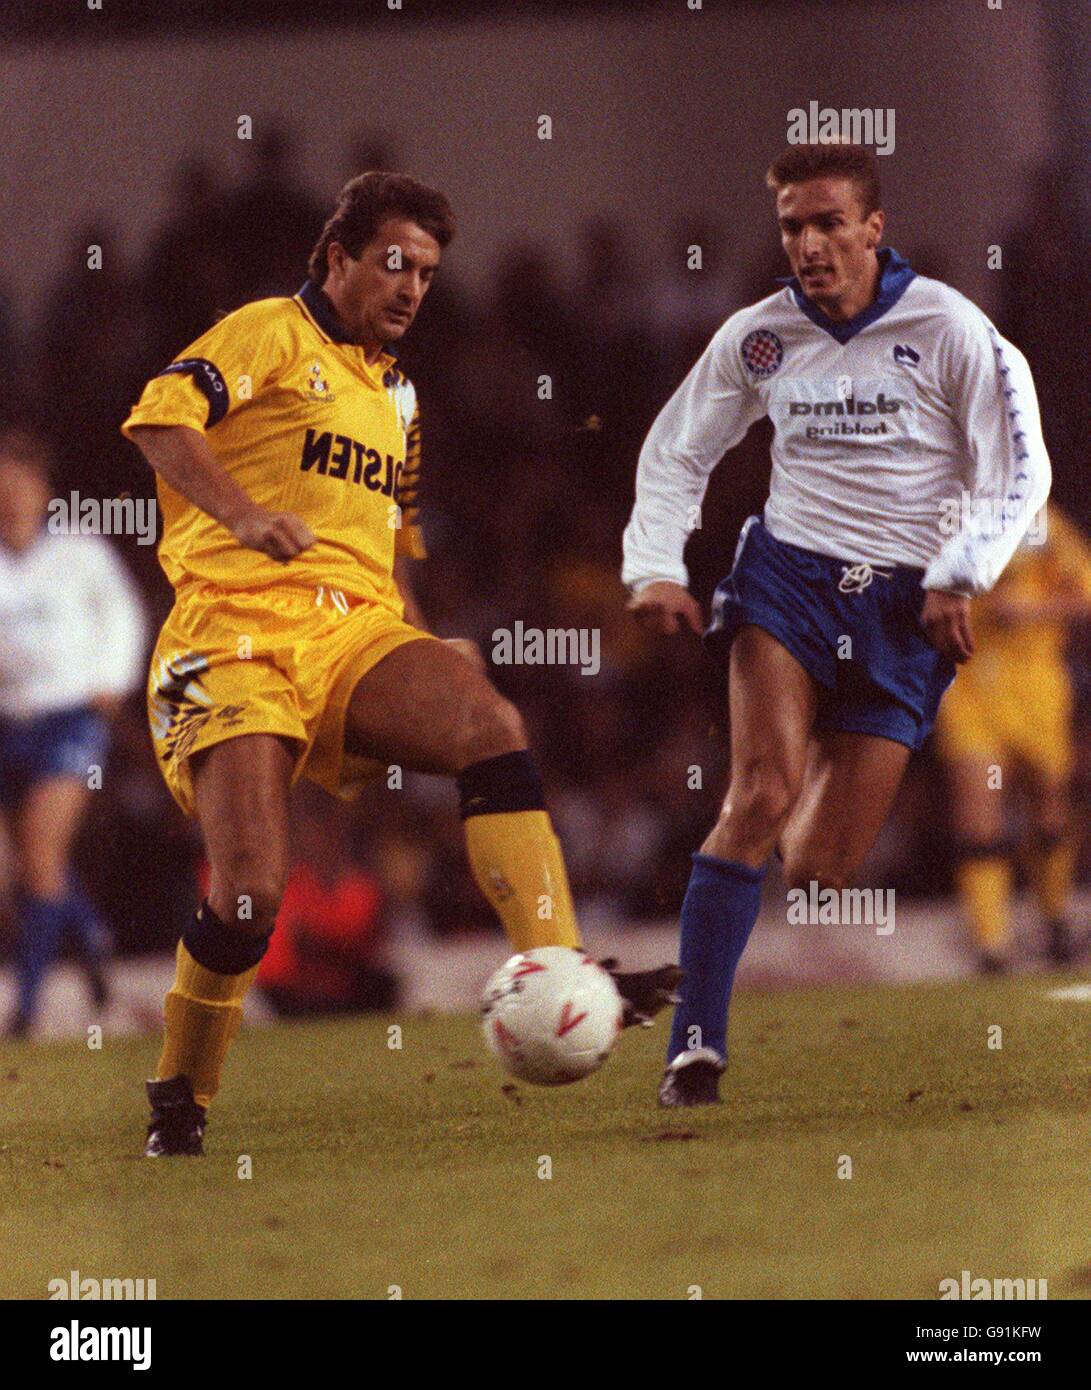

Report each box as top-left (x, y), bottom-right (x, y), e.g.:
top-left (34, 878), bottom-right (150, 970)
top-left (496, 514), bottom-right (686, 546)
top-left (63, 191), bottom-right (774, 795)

top-left (297, 280), bottom-right (353, 343)
top-left (296, 280), bottom-right (399, 359)
top-left (778, 247), bottom-right (916, 344)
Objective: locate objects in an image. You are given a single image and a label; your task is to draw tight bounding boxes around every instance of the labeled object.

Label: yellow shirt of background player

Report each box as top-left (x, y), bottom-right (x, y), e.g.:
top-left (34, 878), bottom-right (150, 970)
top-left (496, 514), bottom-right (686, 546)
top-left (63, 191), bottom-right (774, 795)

top-left (121, 282), bottom-right (425, 612)
top-left (935, 505), bottom-right (1091, 776)
top-left (970, 507), bottom-right (1091, 675)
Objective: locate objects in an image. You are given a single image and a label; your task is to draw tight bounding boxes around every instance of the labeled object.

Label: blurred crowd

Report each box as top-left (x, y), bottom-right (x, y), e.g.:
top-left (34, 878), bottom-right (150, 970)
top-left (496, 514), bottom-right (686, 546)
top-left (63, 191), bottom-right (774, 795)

top-left (1, 127), bottom-right (1088, 971)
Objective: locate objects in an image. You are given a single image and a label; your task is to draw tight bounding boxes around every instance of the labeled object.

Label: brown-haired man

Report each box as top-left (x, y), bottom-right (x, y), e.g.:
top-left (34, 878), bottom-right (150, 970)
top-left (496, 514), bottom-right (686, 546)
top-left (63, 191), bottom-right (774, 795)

top-left (624, 143), bottom-right (1051, 1105)
top-left (125, 172), bottom-right (677, 1155)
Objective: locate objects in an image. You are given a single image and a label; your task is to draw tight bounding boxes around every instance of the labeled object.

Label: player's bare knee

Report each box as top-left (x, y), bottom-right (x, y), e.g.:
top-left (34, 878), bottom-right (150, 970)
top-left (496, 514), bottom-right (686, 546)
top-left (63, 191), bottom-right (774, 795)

top-left (722, 765), bottom-right (796, 841)
top-left (238, 885), bottom-right (284, 931)
top-left (456, 691), bottom-right (527, 769)
top-left (209, 850), bottom-right (286, 930)
top-left (783, 861), bottom-right (849, 895)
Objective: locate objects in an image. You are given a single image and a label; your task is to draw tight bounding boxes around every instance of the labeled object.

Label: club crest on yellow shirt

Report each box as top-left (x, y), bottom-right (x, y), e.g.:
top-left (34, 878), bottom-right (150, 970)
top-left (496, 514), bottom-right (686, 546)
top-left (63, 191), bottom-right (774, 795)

top-left (306, 361), bottom-right (336, 403)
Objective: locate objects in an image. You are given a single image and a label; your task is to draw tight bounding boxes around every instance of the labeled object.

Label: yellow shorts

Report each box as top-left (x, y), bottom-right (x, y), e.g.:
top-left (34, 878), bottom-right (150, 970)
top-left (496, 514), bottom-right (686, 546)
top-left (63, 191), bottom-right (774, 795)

top-left (147, 582), bottom-right (433, 815)
top-left (934, 656), bottom-right (1074, 782)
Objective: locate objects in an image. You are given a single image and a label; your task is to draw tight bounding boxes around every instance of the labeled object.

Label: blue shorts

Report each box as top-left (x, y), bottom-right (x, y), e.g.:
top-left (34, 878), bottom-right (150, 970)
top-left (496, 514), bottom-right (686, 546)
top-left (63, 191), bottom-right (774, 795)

top-left (0, 705), bottom-right (110, 808)
top-left (705, 517), bottom-right (955, 751)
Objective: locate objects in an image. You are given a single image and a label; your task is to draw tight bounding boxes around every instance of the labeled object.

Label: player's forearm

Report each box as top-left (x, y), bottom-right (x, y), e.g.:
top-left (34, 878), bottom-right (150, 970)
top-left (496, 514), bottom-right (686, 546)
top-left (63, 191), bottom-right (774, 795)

top-left (622, 333), bottom-right (750, 591)
top-left (621, 447), bottom-right (706, 591)
top-left (923, 463), bottom-right (1051, 596)
top-left (127, 424), bottom-right (261, 533)
top-left (926, 334), bottom-right (1052, 596)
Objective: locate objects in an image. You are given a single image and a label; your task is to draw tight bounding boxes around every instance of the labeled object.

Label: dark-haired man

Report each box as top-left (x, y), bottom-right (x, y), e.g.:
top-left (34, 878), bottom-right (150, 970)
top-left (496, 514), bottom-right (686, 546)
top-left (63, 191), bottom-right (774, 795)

top-left (624, 144), bottom-right (1051, 1105)
top-left (124, 172), bottom-right (676, 1155)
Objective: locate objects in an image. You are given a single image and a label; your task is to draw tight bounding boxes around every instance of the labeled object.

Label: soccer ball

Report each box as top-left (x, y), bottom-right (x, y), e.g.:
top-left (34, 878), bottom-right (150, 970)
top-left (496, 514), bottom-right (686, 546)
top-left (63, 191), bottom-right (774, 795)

top-left (480, 946), bottom-right (624, 1086)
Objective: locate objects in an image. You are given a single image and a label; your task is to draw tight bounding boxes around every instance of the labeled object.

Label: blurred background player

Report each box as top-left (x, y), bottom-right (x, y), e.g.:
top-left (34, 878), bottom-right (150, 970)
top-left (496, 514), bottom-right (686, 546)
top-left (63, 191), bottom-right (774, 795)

top-left (0, 428), bottom-right (147, 1036)
top-left (935, 505), bottom-right (1091, 972)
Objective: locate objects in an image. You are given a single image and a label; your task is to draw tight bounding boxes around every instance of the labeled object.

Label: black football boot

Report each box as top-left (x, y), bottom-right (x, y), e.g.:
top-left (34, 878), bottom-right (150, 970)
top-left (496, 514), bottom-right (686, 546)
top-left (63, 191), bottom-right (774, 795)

top-left (144, 1076), bottom-right (206, 1157)
top-left (602, 960), bottom-right (684, 1028)
top-left (657, 1048), bottom-right (726, 1107)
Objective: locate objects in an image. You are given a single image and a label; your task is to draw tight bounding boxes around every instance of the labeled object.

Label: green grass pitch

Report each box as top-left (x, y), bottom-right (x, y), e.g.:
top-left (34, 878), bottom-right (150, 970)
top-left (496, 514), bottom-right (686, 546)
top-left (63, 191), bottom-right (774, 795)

top-left (3, 974), bottom-right (1088, 1300)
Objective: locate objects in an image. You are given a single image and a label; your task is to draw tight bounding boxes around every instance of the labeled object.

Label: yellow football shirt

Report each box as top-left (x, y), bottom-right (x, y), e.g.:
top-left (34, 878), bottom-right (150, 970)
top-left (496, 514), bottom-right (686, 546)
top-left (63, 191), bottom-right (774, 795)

top-left (972, 506), bottom-right (1091, 670)
top-left (121, 281), bottom-right (426, 613)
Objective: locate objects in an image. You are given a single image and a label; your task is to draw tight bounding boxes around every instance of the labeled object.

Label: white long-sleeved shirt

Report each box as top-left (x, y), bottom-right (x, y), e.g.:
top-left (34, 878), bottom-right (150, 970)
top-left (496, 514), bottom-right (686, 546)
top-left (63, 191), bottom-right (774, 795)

top-left (622, 250), bottom-right (1051, 597)
top-left (0, 530), bottom-right (147, 718)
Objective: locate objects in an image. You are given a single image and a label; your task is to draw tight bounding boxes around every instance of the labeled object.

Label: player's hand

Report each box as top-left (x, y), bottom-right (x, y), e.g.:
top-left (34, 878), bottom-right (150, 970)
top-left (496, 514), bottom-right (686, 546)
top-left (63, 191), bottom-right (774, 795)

top-left (627, 581), bottom-right (704, 636)
top-left (921, 590), bottom-right (974, 663)
top-left (229, 507), bottom-right (316, 562)
top-left (443, 637), bottom-right (487, 674)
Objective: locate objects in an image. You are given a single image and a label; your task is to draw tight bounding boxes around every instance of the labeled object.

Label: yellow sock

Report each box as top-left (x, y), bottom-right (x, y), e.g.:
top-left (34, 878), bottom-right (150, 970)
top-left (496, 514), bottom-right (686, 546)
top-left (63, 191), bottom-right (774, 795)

top-left (1029, 834), bottom-right (1078, 922)
top-left (956, 855), bottom-right (1013, 952)
top-left (157, 941), bottom-right (259, 1108)
top-left (464, 809), bottom-right (581, 951)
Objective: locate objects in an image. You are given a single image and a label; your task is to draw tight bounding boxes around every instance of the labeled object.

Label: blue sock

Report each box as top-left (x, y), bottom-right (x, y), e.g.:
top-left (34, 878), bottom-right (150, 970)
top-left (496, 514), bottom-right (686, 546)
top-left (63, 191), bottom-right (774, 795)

top-left (667, 854), bottom-right (766, 1063)
top-left (15, 894), bottom-right (69, 1022)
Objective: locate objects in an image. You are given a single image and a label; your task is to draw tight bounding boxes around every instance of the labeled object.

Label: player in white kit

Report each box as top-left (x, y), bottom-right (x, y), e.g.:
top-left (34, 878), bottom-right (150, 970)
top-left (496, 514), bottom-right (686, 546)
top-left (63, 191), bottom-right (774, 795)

top-left (0, 429), bottom-right (146, 1035)
top-left (622, 144), bottom-right (1051, 1105)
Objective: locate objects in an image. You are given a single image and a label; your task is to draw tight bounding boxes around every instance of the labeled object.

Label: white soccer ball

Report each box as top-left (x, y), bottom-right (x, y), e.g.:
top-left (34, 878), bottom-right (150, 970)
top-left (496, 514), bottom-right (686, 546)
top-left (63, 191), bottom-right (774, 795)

top-left (480, 946), bottom-right (624, 1086)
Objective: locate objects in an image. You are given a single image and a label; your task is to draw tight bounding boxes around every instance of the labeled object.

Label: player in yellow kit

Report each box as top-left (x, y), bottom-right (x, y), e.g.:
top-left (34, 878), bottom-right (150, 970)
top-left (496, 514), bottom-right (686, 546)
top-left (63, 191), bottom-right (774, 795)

top-left (935, 506), bottom-right (1091, 972)
top-left (123, 173), bottom-right (678, 1155)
